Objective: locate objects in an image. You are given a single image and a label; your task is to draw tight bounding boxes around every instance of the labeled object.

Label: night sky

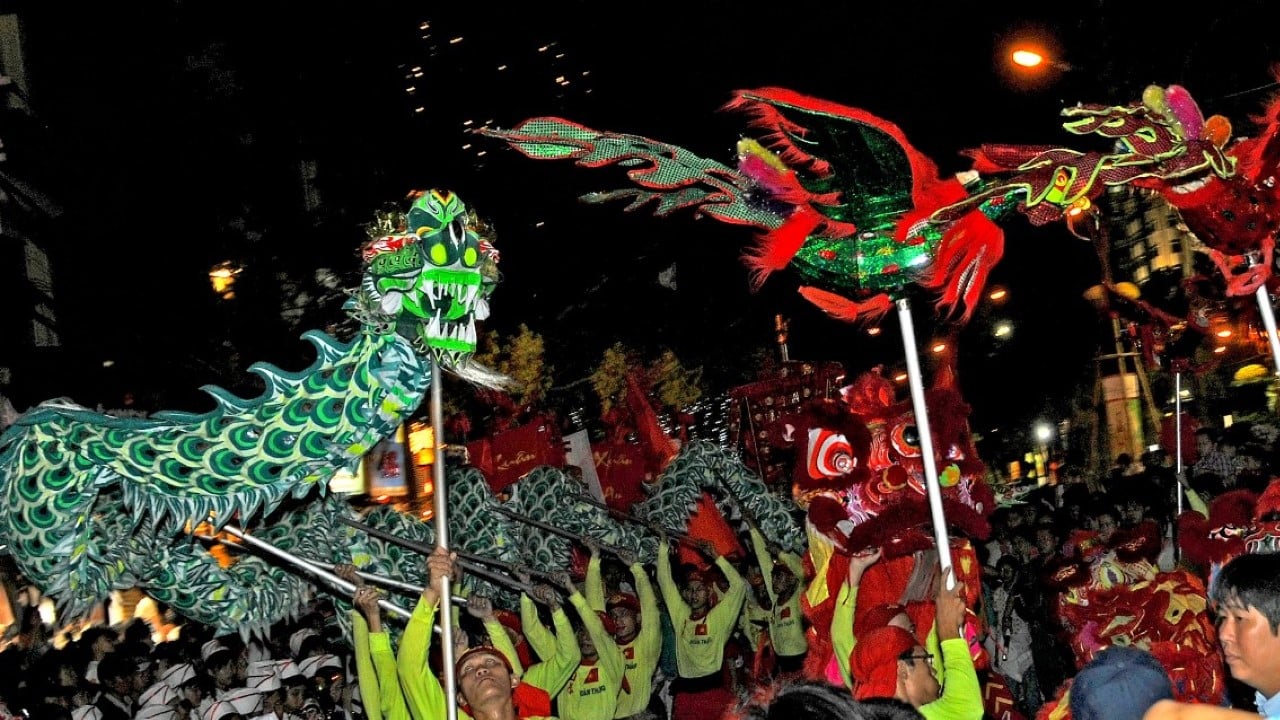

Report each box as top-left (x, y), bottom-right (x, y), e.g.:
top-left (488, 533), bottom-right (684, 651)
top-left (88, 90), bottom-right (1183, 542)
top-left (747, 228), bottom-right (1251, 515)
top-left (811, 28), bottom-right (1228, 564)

top-left (10, 2), bottom-right (1280, 458)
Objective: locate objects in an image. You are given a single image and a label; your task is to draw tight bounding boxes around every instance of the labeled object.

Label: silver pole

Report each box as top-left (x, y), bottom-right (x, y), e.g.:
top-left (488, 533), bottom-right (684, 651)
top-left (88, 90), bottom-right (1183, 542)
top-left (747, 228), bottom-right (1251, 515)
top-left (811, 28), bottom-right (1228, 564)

top-left (431, 359), bottom-right (459, 720)
top-left (219, 525), bottom-right (412, 621)
top-left (1175, 372), bottom-right (1184, 517)
top-left (1255, 285), bottom-right (1280, 376)
top-left (895, 299), bottom-right (955, 588)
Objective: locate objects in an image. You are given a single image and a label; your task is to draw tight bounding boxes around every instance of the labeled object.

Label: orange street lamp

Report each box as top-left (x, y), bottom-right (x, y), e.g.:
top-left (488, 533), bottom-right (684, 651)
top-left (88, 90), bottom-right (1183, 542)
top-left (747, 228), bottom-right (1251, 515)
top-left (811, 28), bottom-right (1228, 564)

top-left (1009, 44), bottom-right (1072, 72)
top-left (1012, 49), bottom-right (1045, 68)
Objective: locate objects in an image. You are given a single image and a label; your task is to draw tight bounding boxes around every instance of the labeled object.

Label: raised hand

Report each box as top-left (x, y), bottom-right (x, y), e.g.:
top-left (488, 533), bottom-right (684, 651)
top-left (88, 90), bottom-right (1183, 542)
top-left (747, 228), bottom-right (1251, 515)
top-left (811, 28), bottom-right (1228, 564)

top-left (352, 586), bottom-right (383, 632)
top-left (551, 570), bottom-right (576, 594)
top-left (530, 583), bottom-right (561, 609)
top-left (466, 594), bottom-right (496, 621)
top-left (425, 546), bottom-right (457, 604)
top-left (514, 567), bottom-right (533, 587)
top-left (615, 548), bottom-right (637, 567)
top-left (581, 536), bottom-right (601, 557)
top-left (934, 568), bottom-right (966, 640)
top-left (848, 547), bottom-right (883, 584)
top-left (333, 563), bottom-right (364, 588)
top-left (696, 540), bottom-right (719, 559)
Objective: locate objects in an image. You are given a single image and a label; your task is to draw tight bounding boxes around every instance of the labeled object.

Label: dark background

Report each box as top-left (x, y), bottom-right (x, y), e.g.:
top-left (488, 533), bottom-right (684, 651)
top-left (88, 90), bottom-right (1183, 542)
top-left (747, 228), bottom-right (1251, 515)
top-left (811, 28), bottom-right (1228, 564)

top-left (6, 1), bottom-right (1280, 462)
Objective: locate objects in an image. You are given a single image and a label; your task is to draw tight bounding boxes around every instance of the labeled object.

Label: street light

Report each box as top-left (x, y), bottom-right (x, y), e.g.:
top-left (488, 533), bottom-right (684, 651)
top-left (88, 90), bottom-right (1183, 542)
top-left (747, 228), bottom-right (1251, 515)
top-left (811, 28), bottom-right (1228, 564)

top-left (1009, 47), bottom-right (1073, 72)
top-left (1000, 30), bottom-right (1071, 91)
top-left (1033, 421), bottom-right (1053, 485)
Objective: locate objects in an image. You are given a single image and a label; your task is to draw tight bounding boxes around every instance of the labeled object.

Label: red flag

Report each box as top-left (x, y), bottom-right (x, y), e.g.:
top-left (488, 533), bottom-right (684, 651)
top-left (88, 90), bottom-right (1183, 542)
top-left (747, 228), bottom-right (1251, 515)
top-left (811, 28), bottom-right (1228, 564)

top-left (592, 441), bottom-right (649, 512)
top-left (677, 492), bottom-right (745, 566)
top-left (467, 416), bottom-right (565, 493)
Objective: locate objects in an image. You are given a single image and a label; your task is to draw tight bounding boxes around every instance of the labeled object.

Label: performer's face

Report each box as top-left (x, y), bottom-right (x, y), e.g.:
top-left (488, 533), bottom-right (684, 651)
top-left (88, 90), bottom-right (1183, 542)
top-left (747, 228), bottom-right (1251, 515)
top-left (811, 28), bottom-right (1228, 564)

top-left (772, 565), bottom-right (798, 600)
top-left (682, 580), bottom-right (710, 611)
top-left (458, 651), bottom-right (516, 709)
top-left (610, 607), bottom-right (639, 641)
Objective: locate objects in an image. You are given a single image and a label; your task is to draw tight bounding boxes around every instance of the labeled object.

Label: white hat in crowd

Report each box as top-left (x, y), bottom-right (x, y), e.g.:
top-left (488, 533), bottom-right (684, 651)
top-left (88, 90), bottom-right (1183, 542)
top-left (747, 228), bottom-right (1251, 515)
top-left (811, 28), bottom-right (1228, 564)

top-left (201, 640), bottom-right (227, 662)
top-left (288, 628), bottom-right (319, 658)
top-left (299, 653), bottom-right (342, 679)
top-left (201, 702), bottom-right (238, 720)
top-left (134, 705), bottom-right (178, 720)
top-left (245, 660), bottom-right (281, 693)
top-left (84, 660), bottom-right (100, 685)
top-left (73, 708), bottom-right (104, 720)
top-left (221, 687), bottom-right (263, 717)
top-left (137, 680), bottom-right (179, 707)
top-left (276, 659), bottom-right (303, 682)
top-left (160, 662), bottom-right (197, 689)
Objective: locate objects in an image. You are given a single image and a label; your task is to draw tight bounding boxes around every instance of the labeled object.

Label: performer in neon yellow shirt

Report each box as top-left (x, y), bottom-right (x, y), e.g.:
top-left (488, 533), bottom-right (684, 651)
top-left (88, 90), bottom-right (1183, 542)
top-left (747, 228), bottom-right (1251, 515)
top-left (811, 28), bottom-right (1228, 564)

top-left (745, 524), bottom-right (808, 676)
top-left (583, 545), bottom-right (663, 720)
top-left (655, 538), bottom-right (746, 720)
top-left (396, 548), bottom-right (579, 720)
top-left (336, 565), bottom-right (409, 720)
top-left (555, 573), bottom-right (626, 720)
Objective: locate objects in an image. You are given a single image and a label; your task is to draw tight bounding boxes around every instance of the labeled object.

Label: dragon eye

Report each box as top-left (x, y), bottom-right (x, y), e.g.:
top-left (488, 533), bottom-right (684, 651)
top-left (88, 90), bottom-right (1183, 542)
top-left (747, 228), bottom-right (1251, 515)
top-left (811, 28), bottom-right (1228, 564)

top-left (428, 241), bottom-right (448, 266)
top-left (891, 424), bottom-right (921, 457)
top-left (807, 428), bottom-right (856, 479)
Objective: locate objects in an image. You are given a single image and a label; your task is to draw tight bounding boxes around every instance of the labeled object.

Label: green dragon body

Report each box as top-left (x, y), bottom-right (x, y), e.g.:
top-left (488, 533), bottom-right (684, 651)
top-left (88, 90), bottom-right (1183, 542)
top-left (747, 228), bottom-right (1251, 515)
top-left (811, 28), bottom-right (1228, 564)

top-left (0, 189), bottom-right (500, 635)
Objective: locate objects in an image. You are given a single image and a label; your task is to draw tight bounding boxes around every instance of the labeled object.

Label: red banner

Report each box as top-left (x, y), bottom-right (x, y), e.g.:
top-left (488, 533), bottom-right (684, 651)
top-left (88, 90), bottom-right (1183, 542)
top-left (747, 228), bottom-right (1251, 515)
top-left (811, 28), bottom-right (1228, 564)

top-left (467, 416), bottom-right (565, 494)
top-left (592, 441), bottom-right (649, 512)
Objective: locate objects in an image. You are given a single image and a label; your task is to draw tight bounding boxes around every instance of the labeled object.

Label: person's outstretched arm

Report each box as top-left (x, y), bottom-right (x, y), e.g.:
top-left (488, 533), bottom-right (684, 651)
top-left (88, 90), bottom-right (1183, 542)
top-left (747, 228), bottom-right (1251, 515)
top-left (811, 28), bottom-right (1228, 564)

top-left (832, 548), bottom-right (882, 689)
top-left (395, 547), bottom-right (453, 720)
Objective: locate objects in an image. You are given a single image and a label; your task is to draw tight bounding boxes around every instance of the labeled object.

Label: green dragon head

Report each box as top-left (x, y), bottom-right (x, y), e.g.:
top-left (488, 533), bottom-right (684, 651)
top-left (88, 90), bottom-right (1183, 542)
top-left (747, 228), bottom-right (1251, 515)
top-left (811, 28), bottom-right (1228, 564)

top-left (355, 189), bottom-right (498, 370)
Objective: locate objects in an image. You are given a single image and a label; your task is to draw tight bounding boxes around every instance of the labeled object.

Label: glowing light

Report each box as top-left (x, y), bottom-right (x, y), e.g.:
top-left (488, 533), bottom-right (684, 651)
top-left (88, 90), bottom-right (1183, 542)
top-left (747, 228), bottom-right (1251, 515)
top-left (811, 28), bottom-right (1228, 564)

top-left (461, 143), bottom-right (471, 150)
top-left (497, 64), bottom-right (508, 71)
top-left (1011, 49), bottom-right (1045, 68)
top-left (405, 86), bottom-right (416, 93)
top-left (419, 22), bottom-right (430, 30)
top-left (931, 342), bottom-right (947, 353)
top-left (476, 150), bottom-right (487, 157)
top-left (555, 76), bottom-right (566, 83)
top-left (102, 359), bottom-right (115, 368)
top-left (209, 261), bottom-right (243, 299)
top-left (414, 107), bottom-right (424, 113)
top-left (893, 372), bottom-right (908, 382)
top-left (1214, 345), bottom-right (1228, 354)
top-left (1216, 328), bottom-right (1232, 338)
top-left (1034, 422), bottom-right (1052, 442)
top-left (867, 327), bottom-right (882, 336)
top-left (410, 66), bottom-right (421, 73)
top-left (988, 288), bottom-right (1007, 301)
top-left (993, 321), bottom-right (1013, 338)
top-left (449, 37), bottom-right (463, 44)
top-left (462, 119), bottom-right (473, 126)
top-left (538, 45), bottom-right (550, 52)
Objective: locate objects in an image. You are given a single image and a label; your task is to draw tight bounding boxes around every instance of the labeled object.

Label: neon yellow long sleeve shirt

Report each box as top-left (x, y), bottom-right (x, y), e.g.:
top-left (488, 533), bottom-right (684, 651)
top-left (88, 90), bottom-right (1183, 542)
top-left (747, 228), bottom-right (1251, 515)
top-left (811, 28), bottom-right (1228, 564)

top-left (656, 541), bottom-right (746, 679)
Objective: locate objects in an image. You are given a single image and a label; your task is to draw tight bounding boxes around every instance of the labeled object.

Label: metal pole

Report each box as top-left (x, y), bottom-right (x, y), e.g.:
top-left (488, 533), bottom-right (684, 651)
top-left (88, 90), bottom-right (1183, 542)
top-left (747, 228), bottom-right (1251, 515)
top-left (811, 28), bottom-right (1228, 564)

top-left (895, 298), bottom-right (955, 588)
top-left (431, 359), bottom-right (458, 720)
top-left (1255, 285), bottom-right (1280, 376)
top-left (1175, 372), bottom-right (1184, 517)
top-left (219, 525), bottom-right (413, 621)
